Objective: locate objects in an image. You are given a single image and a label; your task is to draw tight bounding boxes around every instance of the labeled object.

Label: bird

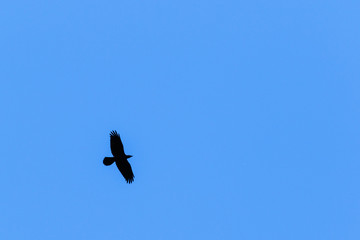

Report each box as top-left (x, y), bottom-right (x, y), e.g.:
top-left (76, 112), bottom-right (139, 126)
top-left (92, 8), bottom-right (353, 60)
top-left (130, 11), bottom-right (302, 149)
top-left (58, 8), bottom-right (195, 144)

top-left (103, 130), bottom-right (134, 183)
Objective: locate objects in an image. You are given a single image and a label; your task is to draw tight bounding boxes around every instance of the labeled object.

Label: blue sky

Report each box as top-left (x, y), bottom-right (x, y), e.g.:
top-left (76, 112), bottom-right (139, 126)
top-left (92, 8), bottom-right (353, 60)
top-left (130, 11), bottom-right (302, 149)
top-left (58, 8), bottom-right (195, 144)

top-left (1, 1), bottom-right (359, 239)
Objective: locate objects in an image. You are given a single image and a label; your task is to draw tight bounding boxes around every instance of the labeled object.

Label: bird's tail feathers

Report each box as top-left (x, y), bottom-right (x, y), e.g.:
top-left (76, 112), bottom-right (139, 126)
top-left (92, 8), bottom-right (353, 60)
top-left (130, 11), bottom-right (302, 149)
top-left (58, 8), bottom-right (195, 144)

top-left (103, 157), bottom-right (115, 166)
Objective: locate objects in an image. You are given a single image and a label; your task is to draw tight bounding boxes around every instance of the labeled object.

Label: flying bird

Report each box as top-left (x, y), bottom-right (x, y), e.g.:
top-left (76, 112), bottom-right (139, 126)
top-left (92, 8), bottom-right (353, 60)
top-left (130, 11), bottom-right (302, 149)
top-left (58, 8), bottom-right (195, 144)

top-left (103, 130), bottom-right (134, 183)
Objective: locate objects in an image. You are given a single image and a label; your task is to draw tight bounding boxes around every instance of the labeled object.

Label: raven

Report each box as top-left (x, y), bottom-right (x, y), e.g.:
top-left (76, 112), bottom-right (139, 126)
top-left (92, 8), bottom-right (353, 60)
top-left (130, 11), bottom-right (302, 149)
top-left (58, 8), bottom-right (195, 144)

top-left (103, 130), bottom-right (134, 183)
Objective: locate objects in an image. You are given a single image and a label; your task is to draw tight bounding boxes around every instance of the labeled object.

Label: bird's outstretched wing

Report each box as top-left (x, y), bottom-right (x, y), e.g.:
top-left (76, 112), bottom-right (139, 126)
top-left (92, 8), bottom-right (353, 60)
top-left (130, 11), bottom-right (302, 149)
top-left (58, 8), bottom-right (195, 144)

top-left (110, 130), bottom-right (125, 157)
top-left (116, 160), bottom-right (135, 184)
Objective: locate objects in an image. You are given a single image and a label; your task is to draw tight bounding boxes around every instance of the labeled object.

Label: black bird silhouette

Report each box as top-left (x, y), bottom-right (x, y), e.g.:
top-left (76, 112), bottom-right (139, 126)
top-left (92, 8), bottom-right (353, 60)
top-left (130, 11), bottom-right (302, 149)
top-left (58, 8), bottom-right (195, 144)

top-left (103, 130), bottom-right (134, 183)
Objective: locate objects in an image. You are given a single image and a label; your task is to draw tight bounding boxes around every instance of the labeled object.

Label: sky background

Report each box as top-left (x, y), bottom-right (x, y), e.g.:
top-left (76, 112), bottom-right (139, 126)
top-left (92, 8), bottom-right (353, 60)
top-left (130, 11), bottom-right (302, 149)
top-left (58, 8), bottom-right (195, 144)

top-left (1, 1), bottom-right (359, 239)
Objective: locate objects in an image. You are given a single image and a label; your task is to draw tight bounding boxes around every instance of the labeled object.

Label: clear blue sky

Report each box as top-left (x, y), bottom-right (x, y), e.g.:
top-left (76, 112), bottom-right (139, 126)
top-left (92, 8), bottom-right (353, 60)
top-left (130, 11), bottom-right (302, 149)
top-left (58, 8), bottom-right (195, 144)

top-left (1, 1), bottom-right (359, 239)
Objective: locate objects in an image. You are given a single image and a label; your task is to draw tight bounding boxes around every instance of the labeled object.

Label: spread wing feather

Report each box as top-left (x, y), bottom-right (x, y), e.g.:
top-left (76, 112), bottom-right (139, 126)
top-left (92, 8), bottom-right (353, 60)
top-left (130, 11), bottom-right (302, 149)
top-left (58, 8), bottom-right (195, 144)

top-left (110, 130), bottom-right (125, 157)
top-left (116, 160), bottom-right (135, 184)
